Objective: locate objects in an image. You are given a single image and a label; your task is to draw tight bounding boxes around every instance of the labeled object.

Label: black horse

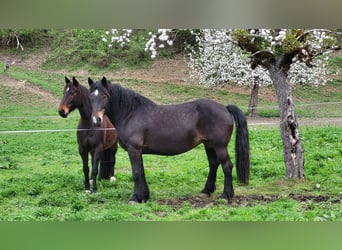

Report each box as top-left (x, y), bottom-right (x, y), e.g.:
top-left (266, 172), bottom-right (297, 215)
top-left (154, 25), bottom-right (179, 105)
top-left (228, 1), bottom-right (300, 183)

top-left (89, 77), bottom-right (250, 203)
top-left (59, 77), bottom-right (118, 193)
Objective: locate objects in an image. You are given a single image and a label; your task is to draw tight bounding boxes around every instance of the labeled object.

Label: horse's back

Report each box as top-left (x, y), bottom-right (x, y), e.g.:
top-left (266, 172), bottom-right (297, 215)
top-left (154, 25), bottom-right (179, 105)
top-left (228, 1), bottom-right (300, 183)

top-left (122, 98), bottom-right (234, 155)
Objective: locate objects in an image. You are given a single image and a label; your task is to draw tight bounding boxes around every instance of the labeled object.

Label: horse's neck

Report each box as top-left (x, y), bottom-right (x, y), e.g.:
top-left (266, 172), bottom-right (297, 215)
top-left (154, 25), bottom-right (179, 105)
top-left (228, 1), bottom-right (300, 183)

top-left (77, 88), bottom-right (92, 120)
top-left (110, 84), bottom-right (155, 125)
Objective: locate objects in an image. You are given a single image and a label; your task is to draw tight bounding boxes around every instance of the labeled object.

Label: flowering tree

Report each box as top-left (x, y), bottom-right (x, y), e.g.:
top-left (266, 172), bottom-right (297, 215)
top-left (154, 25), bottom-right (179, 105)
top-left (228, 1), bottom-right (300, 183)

top-left (232, 29), bottom-right (340, 178)
top-left (186, 29), bottom-right (334, 117)
top-left (187, 29), bottom-right (272, 117)
top-left (101, 29), bottom-right (133, 48)
top-left (102, 28), bottom-right (340, 179)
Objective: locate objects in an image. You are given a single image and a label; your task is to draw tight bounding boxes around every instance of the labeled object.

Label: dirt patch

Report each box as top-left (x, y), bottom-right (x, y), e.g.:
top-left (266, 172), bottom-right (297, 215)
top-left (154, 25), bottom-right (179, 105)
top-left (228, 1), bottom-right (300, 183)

top-left (288, 193), bottom-right (342, 203)
top-left (0, 74), bottom-right (60, 106)
top-left (157, 194), bottom-right (341, 210)
top-left (157, 195), bottom-right (281, 209)
top-left (110, 54), bottom-right (192, 84)
top-left (1, 47), bottom-right (50, 72)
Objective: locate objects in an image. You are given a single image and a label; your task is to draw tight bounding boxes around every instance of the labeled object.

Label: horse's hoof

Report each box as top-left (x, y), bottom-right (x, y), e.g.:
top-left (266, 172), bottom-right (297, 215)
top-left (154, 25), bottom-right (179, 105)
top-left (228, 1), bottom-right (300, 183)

top-left (128, 200), bottom-right (138, 205)
top-left (198, 192), bottom-right (210, 198)
top-left (110, 176), bottom-right (116, 183)
top-left (85, 190), bottom-right (91, 194)
top-left (220, 193), bottom-right (233, 204)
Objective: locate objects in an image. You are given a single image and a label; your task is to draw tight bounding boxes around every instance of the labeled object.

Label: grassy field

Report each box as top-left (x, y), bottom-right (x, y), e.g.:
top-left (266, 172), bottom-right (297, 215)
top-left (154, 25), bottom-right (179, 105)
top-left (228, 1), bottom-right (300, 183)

top-left (0, 68), bottom-right (341, 221)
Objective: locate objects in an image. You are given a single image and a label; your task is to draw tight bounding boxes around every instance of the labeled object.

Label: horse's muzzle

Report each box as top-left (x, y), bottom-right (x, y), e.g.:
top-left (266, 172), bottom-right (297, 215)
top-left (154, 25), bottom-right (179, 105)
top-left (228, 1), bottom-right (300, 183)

top-left (58, 109), bottom-right (68, 118)
top-left (92, 110), bottom-right (105, 126)
top-left (58, 105), bottom-right (69, 118)
top-left (92, 116), bottom-right (102, 127)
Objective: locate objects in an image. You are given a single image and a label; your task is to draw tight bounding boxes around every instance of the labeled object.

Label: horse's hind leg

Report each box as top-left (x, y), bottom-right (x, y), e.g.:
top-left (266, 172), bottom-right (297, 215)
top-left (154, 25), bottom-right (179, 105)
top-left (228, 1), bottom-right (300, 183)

top-left (99, 158), bottom-right (108, 180)
top-left (99, 148), bottom-right (112, 180)
top-left (215, 147), bottom-right (234, 203)
top-left (201, 145), bottom-right (220, 197)
top-left (100, 145), bottom-right (116, 182)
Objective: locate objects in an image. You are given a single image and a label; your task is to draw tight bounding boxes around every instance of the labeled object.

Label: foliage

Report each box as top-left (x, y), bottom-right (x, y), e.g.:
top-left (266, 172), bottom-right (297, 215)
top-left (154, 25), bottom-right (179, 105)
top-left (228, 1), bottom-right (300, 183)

top-left (0, 29), bottom-right (51, 49)
top-left (44, 29), bottom-right (152, 71)
top-left (103, 29), bottom-right (198, 59)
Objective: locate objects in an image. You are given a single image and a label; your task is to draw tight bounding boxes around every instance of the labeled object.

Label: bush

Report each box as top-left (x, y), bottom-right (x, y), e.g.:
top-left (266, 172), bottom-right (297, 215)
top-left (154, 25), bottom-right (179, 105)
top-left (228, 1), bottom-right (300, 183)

top-left (0, 29), bottom-right (51, 49)
top-left (44, 29), bottom-right (153, 70)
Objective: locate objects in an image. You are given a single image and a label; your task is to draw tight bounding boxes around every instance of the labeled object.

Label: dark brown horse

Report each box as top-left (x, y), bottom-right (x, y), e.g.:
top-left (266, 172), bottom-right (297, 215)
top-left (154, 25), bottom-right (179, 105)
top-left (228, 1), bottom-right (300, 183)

top-left (58, 77), bottom-right (118, 193)
top-left (89, 77), bottom-right (250, 204)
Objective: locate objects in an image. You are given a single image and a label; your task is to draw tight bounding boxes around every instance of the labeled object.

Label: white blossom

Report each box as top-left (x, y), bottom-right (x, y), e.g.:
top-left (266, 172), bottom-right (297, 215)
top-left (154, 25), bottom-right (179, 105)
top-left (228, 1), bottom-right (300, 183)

top-left (188, 29), bottom-right (272, 87)
top-left (144, 29), bottom-right (174, 58)
top-left (101, 29), bottom-right (334, 87)
top-left (188, 29), bottom-right (332, 87)
top-left (102, 28), bottom-right (132, 48)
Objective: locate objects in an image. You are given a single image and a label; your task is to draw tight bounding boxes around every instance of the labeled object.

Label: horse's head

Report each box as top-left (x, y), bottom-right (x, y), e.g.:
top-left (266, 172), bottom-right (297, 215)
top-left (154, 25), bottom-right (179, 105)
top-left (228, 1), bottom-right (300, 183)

top-left (58, 76), bottom-right (81, 118)
top-left (88, 76), bottom-right (111, 126)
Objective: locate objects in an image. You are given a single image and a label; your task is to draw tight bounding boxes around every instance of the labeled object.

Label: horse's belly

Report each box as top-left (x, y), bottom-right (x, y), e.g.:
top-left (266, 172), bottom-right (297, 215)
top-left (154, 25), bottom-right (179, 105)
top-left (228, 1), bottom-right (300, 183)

top-left (143, 131), bottom-right (202, 155)
top-left (142, 145), bottom-right (197, 155)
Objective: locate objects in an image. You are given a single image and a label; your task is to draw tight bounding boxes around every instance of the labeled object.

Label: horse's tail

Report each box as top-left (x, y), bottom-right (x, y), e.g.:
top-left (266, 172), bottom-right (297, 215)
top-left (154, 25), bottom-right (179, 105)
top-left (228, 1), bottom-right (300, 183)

top-left (227, 105), bottom-right (250, 184)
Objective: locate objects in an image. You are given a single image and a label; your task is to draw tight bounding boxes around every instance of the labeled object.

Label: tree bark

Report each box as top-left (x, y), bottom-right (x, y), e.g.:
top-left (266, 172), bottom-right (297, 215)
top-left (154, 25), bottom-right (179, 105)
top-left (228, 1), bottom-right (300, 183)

top-left (268, 60), bottom-right (304, 179)
top-left (248, 82), bottom-right (259, 118)
top-left (237, 38), bottom-right (305, 179)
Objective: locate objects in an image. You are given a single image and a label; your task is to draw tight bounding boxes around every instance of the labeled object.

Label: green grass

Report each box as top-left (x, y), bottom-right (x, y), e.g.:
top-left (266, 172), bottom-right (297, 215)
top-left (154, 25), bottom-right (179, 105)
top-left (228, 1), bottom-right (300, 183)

top-left (0, 68), bottom-right (341, 221)
top-left (0, 126), bottom-right (341, 221)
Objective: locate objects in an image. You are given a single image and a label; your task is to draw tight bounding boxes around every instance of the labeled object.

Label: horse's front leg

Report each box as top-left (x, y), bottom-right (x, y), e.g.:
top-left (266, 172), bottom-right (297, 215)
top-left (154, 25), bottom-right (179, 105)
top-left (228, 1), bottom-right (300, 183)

top-left (127, 149), bottom-right (149, 204)
top-left (91, 147), bottom-right (103, 193)
top-left (79, 147), bottom-right (90, 193)
top-left (110, 144), bottom-right (118, 181)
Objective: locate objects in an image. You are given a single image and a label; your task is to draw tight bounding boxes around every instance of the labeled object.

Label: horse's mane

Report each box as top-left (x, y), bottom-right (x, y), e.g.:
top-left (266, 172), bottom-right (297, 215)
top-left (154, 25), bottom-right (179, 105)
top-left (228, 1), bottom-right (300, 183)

top-left (79, 83), bottom-right (90, 95)
top-left (109, 83), bottom-right (156, 112)
top-left (75, 84), bottom-right (90, 105)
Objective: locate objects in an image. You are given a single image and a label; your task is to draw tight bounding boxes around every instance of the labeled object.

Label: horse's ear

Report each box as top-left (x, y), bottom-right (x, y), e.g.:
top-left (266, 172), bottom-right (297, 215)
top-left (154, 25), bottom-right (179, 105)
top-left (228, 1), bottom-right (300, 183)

top-left (101, 76), bottom-right (108, 89)
top-left (65, 76), bottom-right (70, 83)
top-left (88, 77), bottom-right (94, 87)
top-left (72, 77), bottom-right (79, 87)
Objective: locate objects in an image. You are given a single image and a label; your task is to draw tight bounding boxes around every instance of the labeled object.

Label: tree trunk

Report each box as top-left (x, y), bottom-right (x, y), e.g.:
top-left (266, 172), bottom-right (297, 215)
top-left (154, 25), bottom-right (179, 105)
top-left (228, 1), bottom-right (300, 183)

top-left (248, 82), bottom-right (259, 118)
top-left (268, 62), bottom-right (304, 179)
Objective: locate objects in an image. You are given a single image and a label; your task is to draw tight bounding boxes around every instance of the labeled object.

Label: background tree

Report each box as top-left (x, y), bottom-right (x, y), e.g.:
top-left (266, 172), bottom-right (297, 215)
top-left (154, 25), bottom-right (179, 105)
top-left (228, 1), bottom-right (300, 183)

top-left (187, 29), bottom-right (332, 118)
top-left (232, 29), bottom-right (340, 178)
